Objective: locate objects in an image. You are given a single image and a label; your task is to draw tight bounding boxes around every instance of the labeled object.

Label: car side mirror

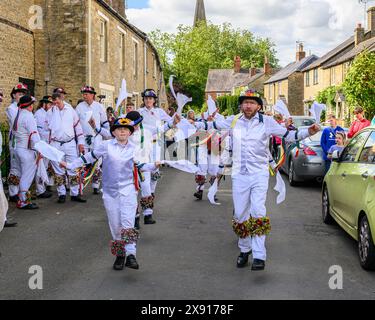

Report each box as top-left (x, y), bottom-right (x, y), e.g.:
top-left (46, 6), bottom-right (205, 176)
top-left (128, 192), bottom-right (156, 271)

top-left (331, 150), bottom-right (340, 162)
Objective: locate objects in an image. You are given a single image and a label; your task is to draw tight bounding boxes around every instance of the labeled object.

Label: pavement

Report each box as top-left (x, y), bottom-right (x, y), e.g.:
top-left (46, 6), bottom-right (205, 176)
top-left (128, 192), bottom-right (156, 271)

top-left (0, 167), bottom-right (374, 300)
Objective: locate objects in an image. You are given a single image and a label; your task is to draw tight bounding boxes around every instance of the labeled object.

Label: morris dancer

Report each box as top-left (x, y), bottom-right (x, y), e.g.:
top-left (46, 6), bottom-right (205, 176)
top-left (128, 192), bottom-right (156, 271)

top-left (61, 115), bottom-right (161, 271)
top-left (197, 89), bottom-right (320, 270)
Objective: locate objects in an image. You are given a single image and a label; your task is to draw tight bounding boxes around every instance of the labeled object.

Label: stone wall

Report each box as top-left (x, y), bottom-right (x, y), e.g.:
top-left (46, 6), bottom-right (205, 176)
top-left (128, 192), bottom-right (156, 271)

top-left (288, 73), bottom-right (304, 115)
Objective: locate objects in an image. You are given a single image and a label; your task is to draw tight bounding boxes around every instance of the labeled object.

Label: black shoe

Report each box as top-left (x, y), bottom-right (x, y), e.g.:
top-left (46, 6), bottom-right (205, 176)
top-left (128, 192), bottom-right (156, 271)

top-left (113, 256), bottom-right (125, 271)
top-left (125, 255), bottom-right (139, 270)
top-left (18, 203), bottom-right (39, 210)
top-left (144, 215), bottom-right (156, 225)
top-left (37, 191), bottom-right (53, 199)
top-left (9, 195), bottom-right (19, 203)
top-left (194, 190), bottom-right (203, 200)
top-left (71, 195), bottom-right (87, 203)
top-left (93, 188), bottom-right (100, 195)
top-left (4, 221), bottom-right (18, 228)
top-left (237, 251), bottom-right (252, 268)
top-left (58, 195), bottom-right (66, 204)
top-left (135, 217), bottom-right (140, 230)
top-left (46, 186), bottom-right (53, 192)
top-left (251, 259), bottom-right (266, 271)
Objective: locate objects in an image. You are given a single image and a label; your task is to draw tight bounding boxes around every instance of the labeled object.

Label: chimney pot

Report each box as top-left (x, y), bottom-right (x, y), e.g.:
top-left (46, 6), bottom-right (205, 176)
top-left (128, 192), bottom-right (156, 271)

top-left (355, 22), bottom-right (365, 46)
top-left (296, 43), bottom-right (306, 61)
top-left (234, 56), bottom-right (241, 73)
top-left (368, 6), bottom-right (375, 37)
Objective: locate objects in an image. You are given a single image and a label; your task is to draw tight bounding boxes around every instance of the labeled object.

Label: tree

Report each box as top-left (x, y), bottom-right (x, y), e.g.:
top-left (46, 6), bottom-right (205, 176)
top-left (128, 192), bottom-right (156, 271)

top-left (342, 50), bottom-right (375, 119)
top-left (149, 22), bottom-right (278, 108)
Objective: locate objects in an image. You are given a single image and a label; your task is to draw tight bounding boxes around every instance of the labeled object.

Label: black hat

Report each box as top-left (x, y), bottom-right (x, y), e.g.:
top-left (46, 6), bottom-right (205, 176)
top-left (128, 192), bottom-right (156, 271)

top-left (238, 89), bottom-right (263, 107)
top-left (110, 114), bottom-right (144, 136)
top-left (53, 87), bottom-right (67, 95)
top-left (40, 95), bottom-right (53, 104)
top-left (11, 83), bottom-right (29, 98)
top-left (18, 95), bottom-right (36, 108)
top-left (81, 85), bottom-right (96, 95)
top-left (142, 89), bottom-right (158, 99)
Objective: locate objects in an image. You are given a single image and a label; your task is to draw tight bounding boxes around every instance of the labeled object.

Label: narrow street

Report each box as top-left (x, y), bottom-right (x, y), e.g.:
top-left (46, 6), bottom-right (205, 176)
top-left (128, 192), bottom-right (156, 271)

top-left (1, 168), bottom-right (374, 300)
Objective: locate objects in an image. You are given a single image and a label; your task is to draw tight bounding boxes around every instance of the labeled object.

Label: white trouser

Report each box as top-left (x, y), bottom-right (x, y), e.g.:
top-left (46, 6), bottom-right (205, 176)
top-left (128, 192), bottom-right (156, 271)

top-left (103, 186), bottom-right (138, 257)
top-left (232, 172), bottom-right (269, 261)
top-left (140, 171), bottom-right (153, 217)
top-left (0, 178), bottom-right (8, 228)
top-left (50, 140), bottom-right (80, 196)
top-left (8, 144), bottom-right (21, 197)
top-left (15, 148), bottom-right (37, 204)
top-left (35, 158), bottom-right (52, 196)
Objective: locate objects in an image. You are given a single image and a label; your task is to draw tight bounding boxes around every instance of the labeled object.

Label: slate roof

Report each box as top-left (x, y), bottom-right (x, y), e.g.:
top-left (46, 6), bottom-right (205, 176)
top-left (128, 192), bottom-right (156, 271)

top-left (264, 55), bottom-right (319, 84)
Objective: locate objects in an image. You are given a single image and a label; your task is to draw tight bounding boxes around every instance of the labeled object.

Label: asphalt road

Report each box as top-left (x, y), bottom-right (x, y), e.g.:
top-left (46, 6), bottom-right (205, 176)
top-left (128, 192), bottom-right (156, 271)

top-left (0, 167), bottom-right (375, 300)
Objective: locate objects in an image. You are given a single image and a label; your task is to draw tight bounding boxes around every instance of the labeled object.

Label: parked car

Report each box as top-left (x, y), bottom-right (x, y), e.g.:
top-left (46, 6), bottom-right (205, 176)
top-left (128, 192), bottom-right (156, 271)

top-left (290, 116), bottom-right (316, 128)
top-left (281, 128), bottom-right (325, 186)
top-left (322, 126), bottom-right (375, 270)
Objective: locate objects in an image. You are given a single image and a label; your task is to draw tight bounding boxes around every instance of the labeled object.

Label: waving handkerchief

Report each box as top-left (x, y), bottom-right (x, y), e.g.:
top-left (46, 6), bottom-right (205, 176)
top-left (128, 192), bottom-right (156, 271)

top-left (169, 75), bottom-right (178, 100)
top-left (161, 160), bottom-right (200, 174)
top-left (274, 171), bottom-right (286, 204)
top-left (116, 79), bottom-right (129, 109)
top-left (34, 141), bottom-right (65, 163)
top-left (273, 100), bottom-right (290, 119)
top-left (310, 101), bottom-right (326, 124)
top-left (207, 95), bottom-right (217, 115)
top-left (176, 93), bottom-right (193, 115)
top-left (208, 178), bottom-right (221, 206)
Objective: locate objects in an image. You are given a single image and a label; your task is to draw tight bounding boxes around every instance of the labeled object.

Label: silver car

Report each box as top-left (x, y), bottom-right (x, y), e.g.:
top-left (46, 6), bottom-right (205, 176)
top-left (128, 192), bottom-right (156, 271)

top-left (281, 128), bottom-right (326, 186)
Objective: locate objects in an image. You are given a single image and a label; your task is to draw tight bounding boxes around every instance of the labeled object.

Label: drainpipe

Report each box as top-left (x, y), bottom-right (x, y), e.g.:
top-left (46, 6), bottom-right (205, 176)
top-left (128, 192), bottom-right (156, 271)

top-left (144, 37), bottom-right (148, 90)
top-left (88, 0), bottom-right (92, 85)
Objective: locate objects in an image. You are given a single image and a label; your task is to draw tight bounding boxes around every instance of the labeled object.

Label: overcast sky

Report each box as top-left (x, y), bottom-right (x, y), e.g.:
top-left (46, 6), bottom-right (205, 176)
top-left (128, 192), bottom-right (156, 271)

top-left (126, 0), bottom-right (372, 67)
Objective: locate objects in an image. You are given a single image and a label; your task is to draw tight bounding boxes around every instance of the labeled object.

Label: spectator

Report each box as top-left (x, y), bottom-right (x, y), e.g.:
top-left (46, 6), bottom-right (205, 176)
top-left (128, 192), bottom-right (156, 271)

top-left (328, 131), bottom-right (347, 160)
top-left (286, 117), bottom-right (297, 131)
top-left (321, 115), bottom-right (344, 173)
top-left (187, 110), bottom-right (196, 124)
top-left (271, 114), bottom-right (284, 160)
top-left (106, 107), bottom-right (116, 126)
top-left (125, 102), bottom-right (135, 116)
top-left (347, 107), bottom-right (370, 139)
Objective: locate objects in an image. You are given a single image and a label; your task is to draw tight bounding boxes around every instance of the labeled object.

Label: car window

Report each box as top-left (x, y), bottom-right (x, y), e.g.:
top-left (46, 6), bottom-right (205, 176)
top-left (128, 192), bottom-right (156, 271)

top-left (293, 118), bottom-right (315, 128)
top-left (358, 131), bottom-right (375, 164)
top-left (340, 131), bottom-right (370, 162)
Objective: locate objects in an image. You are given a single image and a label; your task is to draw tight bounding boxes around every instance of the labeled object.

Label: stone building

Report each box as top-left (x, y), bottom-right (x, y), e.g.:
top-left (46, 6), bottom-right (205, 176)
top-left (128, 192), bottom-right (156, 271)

top-left (0, 0), bottom-right (168, 122)
top-left (302, 6), bottom-right (375, 125)
top-left (264, 44), bottom-right (318, 115)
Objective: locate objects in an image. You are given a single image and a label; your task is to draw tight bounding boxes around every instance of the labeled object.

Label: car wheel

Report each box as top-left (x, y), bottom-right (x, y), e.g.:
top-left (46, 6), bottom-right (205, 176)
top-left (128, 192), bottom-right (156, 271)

top-left (358, 215), bottom-right (375, 271)
top-left (322, 185), bottom-right (334, 225)
top-left (288, 160), bottom-right (298, 186)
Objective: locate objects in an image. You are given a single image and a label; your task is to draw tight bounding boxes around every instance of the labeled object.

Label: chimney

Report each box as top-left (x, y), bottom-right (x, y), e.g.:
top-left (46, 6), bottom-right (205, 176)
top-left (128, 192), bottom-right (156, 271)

top-left (355, 23), bottom-right (365, 46)
top-left (296, 43), bottom-right (306, 61)
top-left (250, 63), bottom-right (257, 77)
top-left (234, 56), bottom-right (241, 73)
top-left (368, 6), bottom-right (375, 38)
top-left (264, 55), bottom-right (271, 76)
top-left (106, 0), bottom-right (126, 18)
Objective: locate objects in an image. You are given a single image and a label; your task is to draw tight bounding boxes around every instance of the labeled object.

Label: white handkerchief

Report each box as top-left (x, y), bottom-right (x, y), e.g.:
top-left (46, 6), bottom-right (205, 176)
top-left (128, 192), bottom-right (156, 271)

top-left (274, 171), bottom-right (286, 204)
top-left (174, 118), bottom-right (197, 142)
top-left (208, 179), bottom-right (221, 206)
top-left (0, 179), bottom-right (8, 232)
top-left (169, 75), bottom-right (177, 99)
top-left (34, 141), bottom-right (65, 163)
top-left (161, 160), bottom-right (200, 174)
top-left (116, 79), bottom-right (129, 108)
top-left (37, 160), bottom-right (49, 185)
top-left (310, 101), bottom-right (326, 124)
top-left (274, 100), bottom-right (291, 119)
top-left (176, 93), bottom-right (193, 115)
top-left (207, 95), bottom-right (217, 115)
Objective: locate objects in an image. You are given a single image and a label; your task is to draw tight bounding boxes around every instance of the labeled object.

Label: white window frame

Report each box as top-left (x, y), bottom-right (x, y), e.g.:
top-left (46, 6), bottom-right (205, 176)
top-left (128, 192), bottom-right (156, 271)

top-left (132, 38), bottom-right (139, 79)
top-left (99, 19), bottom-right (108, 63)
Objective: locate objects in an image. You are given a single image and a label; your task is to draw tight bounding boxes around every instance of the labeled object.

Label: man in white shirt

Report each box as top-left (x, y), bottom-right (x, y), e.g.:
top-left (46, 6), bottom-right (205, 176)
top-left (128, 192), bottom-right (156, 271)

top-left (138, 89), bottom-right (172, 225)
top-left (6, 83), bottom-right (28, 202)
top-left (76, 86), bottom-right (109, 195)
top-left (198, 89), bottom-right (320, 271)
top-left (12, 96), bottom-right (41, 210)
top-left (47, 93), bottom-right (86, 204)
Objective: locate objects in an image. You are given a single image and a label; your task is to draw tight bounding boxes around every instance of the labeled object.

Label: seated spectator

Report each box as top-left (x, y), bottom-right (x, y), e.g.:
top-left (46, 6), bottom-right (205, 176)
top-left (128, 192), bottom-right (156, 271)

top-left (328, 131), bottom-right (347, 160)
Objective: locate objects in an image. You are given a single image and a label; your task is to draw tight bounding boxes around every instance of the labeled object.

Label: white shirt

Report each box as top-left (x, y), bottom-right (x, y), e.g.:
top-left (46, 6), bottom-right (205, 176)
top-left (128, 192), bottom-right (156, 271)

top-left (34, 108), bottom-right (50, 142)
top-left (46, 105), bottom-right (85, 145)
top-left (76, 101), bottom-right (109, 137)
top-left (13, 110), bottom-right (41, 149)
top-left (199, 113), bottom-right (310, 176)
top-left (68, 139), bottom-right (156, 197)
top-left (138, 107), bottom-right (172, 139)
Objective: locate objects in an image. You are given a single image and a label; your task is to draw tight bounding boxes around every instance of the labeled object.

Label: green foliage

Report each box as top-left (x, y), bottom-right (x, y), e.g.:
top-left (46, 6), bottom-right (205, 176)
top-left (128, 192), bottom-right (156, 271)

top-left (216, 95), bottom-right (240, 115)
top-left (149, 22), bottom-right (278, 107)
top-left (316, 85), bottom-right (339, 108)
top-left (342, 51), bottom-right (375, 119)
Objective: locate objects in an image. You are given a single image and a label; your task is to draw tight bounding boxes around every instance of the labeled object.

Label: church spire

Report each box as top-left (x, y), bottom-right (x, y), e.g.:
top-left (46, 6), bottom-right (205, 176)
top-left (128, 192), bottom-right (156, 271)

top-left (194, 0), bottom-right (207, 27)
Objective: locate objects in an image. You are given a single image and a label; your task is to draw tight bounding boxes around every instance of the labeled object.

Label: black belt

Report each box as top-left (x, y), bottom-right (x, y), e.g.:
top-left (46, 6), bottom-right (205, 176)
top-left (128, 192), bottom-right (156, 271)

top-left (52, 138), bottom-right (75, 146)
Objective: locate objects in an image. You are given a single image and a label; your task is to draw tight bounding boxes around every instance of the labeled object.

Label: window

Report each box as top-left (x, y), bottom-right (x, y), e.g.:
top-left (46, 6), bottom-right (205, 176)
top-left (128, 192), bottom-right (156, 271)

top-left (313, 69), bottom-right (319, 85)
top-left (330, 67), bottom-right (335, 85)
top-left (359, 132), bottom-right (375, 163)
top-left (305, 72), bottom-right (310, 87)
top-left (278, 82), bottom-right (282, 96)
top-left (119, 33), bottom-right (125, 70)
top-left (340, 132), bottom-right (370, 162)
top-left (133, 40), bottom-right (139, 78)
top-left (343, 62), bottom-right (350, 79)
top-left (100, 89), bottom-right (114, 109)
top-left (268, 84), bottom-right (272, 100)
top-left (100, 19), bottom-right (108, 62)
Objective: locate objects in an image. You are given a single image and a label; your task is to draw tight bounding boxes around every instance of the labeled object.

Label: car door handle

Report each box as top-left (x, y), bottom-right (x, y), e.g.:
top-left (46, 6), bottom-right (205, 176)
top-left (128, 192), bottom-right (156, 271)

top-left (341, 172), bottom-right (347, 178)
top-left (362, 172), bottom-right (369, 179)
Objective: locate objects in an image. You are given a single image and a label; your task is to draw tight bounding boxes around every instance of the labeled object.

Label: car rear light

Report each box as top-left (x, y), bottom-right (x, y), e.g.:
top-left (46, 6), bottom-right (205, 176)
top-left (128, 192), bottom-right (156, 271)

top-left (303, 146), bottom-right (317, 156)
top-left (295, 148), bottom-right (299, 158)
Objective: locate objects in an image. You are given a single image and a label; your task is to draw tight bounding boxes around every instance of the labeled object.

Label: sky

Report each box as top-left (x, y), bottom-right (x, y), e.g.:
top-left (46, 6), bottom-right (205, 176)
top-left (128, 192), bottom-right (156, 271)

top-left (126, 0), bottom-right (373, 67)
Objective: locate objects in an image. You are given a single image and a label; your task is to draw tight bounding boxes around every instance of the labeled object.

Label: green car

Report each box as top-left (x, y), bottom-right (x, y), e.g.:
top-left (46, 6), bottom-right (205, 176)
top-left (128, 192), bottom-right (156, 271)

top-left (322, 126), bottom-right (375, 271)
